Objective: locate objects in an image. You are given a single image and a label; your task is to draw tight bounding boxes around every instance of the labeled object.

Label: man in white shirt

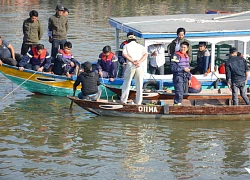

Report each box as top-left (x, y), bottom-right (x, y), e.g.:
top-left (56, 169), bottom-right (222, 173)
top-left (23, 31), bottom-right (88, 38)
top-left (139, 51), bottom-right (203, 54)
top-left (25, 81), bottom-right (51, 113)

top-left (148, 43), bottom-right (165, 75)
top-left (120, 35), bottom-right (148, 105)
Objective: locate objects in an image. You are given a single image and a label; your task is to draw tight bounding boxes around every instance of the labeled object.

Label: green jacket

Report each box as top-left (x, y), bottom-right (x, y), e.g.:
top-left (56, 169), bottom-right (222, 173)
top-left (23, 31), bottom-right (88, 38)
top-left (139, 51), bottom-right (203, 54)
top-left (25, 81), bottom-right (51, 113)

top-left (48, 13), bottom-right (68, 40)
top-left (168, 38), bottom-right (192, 62)
top-left (23, 18), bottom-right (43, 44)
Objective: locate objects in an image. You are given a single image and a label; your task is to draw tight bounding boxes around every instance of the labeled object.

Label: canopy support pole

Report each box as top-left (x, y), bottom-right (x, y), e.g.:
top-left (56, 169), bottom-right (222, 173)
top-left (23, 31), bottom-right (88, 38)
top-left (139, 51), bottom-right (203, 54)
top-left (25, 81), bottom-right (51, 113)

top-left (243, 41), bottom-right (247, 58)
top-left (234, 40), bottom-right (238, 49)
top-left (210, 43), bottom-right (216, 72)
top-left (115, 28), bottom-right (119, 54)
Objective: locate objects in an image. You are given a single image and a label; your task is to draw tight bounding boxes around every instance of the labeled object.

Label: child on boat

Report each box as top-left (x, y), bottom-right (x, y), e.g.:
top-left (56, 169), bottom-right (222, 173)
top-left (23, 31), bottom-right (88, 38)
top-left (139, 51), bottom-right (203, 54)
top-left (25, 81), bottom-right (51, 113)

top-left (18, 44), bottom-right (51, 72)
top-left (73, 61), bottom-right (102, 101)
top-left (52, 41), bottom-right (80, 78)
top-left (170, 41), bottom-right (191, 106)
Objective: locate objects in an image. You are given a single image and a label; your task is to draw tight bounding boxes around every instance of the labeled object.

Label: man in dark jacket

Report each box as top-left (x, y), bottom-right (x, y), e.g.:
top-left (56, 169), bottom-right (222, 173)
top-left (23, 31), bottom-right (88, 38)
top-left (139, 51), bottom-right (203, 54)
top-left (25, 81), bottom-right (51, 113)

top-left (225, 47), bottom-right (249, 105)
top-left (21, 10), bottom-right (43, 55)
top-left (48, 4), bottom-right (68, 58)
top-left (73, 61), bottom-right (102, 100)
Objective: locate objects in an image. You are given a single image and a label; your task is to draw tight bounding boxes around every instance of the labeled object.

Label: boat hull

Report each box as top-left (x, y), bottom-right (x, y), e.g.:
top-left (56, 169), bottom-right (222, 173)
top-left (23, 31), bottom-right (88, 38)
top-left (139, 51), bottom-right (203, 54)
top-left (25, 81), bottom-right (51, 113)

top-left (68, 96), bottom-right (250, 120)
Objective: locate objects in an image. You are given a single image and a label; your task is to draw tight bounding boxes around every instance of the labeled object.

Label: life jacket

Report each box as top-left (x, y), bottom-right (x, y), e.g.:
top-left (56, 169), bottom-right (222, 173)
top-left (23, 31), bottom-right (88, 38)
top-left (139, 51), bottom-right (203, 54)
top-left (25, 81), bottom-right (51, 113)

top-left (174, 51), bottom-right (190, 69)
top-left (58, 49), bottom-right (73, 59)
top-left (31, 47), bottom-right (47, 65)
top-left (100, 52), bottom-right (115, 63)
top-left (218, 63), bottom-right (226, 74)
top-left (190, 76), bottom-right (201, 90)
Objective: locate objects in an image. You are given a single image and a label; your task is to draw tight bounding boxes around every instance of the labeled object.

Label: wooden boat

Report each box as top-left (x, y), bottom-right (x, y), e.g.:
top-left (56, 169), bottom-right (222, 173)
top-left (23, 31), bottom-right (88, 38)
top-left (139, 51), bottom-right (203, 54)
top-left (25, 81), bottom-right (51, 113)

top-left (104, 84), bottom-right (250, 101)
top-left (67, 96), bottom-right (250, 120)
top-left (205, 10), bottom-right (232, 14)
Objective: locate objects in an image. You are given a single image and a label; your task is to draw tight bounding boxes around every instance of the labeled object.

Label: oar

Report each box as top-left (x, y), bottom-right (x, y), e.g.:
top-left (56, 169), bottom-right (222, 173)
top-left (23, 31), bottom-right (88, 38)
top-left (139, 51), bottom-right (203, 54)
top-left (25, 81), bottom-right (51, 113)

top-left (213, 11), bottom-right (250, 20)
top-left (2, 71), bottom-right (37, 100)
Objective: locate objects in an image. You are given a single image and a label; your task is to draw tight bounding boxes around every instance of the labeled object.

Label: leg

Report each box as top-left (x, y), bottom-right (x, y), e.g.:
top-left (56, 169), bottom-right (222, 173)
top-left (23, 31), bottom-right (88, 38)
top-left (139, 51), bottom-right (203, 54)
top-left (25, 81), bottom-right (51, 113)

top-left (51, 39), bottom-right (60, 58)
top-left (149, 64), bottom-right (156, 74)
top-left (157, 64), bottom-right (165, 75)
top-left (21, 43), bottom-right (31, 55)
top-left (120, 67), bottom-right (135, 104)
top-left (32, 65), bottom-right (40, 71)
top-left (59, 39), bottom-right (67, 50)
top-left (1, 58), bottom-right (17, 66)
top-left (24, 63), bottom-right (32, 70)
top-left (173, 76), bottom-right (184, 104)
top-left (134, 68), bottom-right (144, 105)
top-left (238, 81), bottom-right (250, 105)
top-left (231, 82), bottom-right (239, 105)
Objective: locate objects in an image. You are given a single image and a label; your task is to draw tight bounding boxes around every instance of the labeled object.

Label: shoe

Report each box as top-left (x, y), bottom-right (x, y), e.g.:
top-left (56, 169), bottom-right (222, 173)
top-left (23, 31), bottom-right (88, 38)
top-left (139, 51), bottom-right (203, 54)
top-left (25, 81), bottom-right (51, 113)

top-left (173, 103), bottom-right (182, 106)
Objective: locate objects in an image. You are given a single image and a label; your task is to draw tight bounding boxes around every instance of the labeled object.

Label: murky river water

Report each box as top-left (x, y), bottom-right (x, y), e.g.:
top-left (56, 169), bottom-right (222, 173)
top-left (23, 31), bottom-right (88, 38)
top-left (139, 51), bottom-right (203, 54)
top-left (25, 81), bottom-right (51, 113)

top-left (1, 0), bottom-right (250, 179)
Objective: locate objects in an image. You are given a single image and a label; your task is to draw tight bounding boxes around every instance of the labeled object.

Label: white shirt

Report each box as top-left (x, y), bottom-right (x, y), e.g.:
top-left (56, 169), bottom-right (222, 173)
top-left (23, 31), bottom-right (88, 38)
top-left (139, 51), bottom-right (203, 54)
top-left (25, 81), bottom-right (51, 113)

top-left (123, 41), bottom-right (147, 69)
top-left (148, 44), bottom-right (165, 67)
top-left (175, 41), bottom-right (181, 52)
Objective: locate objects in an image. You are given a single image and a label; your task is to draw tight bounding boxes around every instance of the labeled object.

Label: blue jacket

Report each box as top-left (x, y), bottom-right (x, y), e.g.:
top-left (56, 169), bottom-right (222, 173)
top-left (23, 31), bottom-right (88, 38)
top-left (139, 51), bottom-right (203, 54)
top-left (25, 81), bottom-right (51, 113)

top-left (97, 52), bottom-right (118, 78)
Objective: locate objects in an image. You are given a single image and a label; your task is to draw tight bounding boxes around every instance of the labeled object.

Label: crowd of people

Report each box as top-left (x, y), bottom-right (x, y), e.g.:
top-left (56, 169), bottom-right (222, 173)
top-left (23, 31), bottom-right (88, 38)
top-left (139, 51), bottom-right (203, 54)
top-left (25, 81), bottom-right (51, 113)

top-left (0, 4), bottom-right (248, 106)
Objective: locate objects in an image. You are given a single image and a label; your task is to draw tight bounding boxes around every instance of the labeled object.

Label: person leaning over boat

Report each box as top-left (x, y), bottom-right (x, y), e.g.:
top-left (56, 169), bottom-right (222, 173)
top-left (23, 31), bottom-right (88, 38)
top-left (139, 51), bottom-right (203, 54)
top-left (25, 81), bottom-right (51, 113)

top-left (96, 45), bottom-right (118, 82)
top-left (118, 32), bottom-right (134, 78)
top-left (148, 43), bottom-right (165, 75)
top-left (170, 41), bottom-right (191, 106)
top-left (168, 27), bottom-right (192, 62)
top-left (225, 47), bottom-right (250, 105)
top-left (120, 35), bottom-right (148, 105)
top-left (73, 61), bottom-right (101, 101)
top-left (52, 41), bottom-right (80, 78)
top-left (191, 42), bottom-right (210, 74)
top-left (18, 44), bottom-right (51, 72)
top-left (188, 75), bottom-right (202, 93)
top-left (0, 36), bottom-right (22, 66)
top-left (48, 4), bottom-right (68, 58)
top-left (21, 10), bottom-right (43, 55)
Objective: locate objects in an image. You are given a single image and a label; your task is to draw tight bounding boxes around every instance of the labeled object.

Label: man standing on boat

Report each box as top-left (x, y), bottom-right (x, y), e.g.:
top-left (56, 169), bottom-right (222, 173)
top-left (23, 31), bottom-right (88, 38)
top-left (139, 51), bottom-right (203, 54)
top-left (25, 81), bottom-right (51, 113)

top-left (48, 4), bottom-right (68, 58)
top-left (21, 10), bottom-right (43, 55)
top-left (171, 41), bottom-right (191, 106)
top-left (168, 28), bottom-right (192, 63)
top-left (225, 47), bottom-right (250, 105)
top-left (148, 43), bottom-right (165, 75)
top-left (120, 34), bottom-right (148, 105)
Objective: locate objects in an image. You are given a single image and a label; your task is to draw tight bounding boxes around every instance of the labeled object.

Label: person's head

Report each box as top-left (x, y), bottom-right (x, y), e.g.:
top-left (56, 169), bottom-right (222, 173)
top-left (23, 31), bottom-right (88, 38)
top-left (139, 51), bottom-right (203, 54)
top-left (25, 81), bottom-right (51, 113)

top-left (198, 41), bottom-right (207, 52)
top-left (56, 4), bottom-right (65, 16)
top-left (29, 10), bottom-right (38, 22)
top-left (177, 27), bottom-right (186, 40)
top-left (36, 44), bottom-right (45, 55)
top-left (127, 33), bottom-right (137, 43)
top-left (83, 61), bottom-right (92, 72)
top-left (180, 41), bottom-right (189, 54)
top-left (64, 41), bottom-right (72, 53)
top-left (229, 47), bottom-right (238, 56)
top-left (102, 45), bottom-right (111, 56)
top-left (63, 8), bottom-right (69, 16)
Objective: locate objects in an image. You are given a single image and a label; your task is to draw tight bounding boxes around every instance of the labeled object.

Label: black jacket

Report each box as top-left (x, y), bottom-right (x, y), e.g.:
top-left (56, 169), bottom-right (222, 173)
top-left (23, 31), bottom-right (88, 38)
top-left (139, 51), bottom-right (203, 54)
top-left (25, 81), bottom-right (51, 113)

top-left (225, 56), bottom-right (248, 83)
top-left (74, 71), bottom-right (100, 95)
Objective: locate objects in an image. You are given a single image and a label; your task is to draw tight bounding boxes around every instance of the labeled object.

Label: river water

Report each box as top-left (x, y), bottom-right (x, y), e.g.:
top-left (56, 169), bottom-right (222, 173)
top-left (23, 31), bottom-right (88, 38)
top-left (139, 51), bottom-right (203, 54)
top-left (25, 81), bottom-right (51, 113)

top-left (1, 0), bottom-right (250, 179)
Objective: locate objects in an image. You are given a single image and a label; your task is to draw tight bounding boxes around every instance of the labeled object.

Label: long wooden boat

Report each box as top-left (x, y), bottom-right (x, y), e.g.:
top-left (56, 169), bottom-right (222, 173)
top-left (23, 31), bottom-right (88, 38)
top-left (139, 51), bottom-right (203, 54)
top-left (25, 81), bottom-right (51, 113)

top-left (67, 96), bottom-right (250, 120)
top-left (104, 84), bottom-right (250, 101)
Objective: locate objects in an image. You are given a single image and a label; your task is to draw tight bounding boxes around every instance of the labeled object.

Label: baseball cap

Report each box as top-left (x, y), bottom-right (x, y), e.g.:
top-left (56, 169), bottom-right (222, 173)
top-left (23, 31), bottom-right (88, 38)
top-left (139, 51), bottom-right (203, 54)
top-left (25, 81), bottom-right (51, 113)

top-left (198, 41), bottom-right (207, 46)
top-left (56, 4), bottom-right (64, 11)
top-left (229, 47), bottom-right (237, 54)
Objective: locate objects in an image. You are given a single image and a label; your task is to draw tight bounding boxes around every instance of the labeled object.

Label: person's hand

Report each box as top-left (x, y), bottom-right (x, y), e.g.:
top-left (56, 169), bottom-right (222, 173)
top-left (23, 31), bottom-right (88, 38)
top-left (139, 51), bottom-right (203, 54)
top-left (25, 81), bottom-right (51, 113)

top-left (99, 71), bottom-right (103, 77)
top-left (135, 61), bottom-right (141, 68)
top-left (123, 62), bottom-right (126, 67)
top-left (48, 37), bottom-right (53, 43)
top-left (188, 80), bottom-right (192, 87)
top-left (184, 67), bottom-right (190, 72)
top-left (227, 83), bottom-right (232, 91)
top-left (133, 60), bottom-right (138, 66)
top-left (37, 67), bottom-right (44, 72)
top-left (70, 62), bottom-right (75, 67)
top-left (19, 67), bottom-right (24, 71)
top-left (109, 78), bottom-right (114, 82)
top-left (151, 51), bottom-right (157, 56)
top-left (204, 72), bottom-right (209, 76)
top-left (0, 60), bottom-right (2, 66)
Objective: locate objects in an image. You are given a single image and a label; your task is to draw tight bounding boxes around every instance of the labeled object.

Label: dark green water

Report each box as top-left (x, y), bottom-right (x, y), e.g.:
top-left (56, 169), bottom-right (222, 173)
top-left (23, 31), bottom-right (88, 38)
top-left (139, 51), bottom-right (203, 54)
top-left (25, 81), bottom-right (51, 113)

top-left (1, 0), bottom-right (250, 179)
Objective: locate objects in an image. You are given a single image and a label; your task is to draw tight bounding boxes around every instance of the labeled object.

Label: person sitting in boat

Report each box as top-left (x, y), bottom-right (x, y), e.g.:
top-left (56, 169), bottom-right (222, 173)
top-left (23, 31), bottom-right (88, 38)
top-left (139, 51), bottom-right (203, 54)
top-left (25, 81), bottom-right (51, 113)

top-left (168, 27), bottom-right (192, 63)
top-left (191, 42), bottom-right (210, 74)
top-left (171, 41), bottom-right (191, 106)
top-left (148, 43), bottom-right (165, 75)
top-left (0, 36), bottom-right (22, 66)
top-left (73, 61), bottom-right (101, 101)
top-left (188, 75), bottom-right (202, 93)
top-left (118, 32), bottom-right (134, 78)
top-left (18, 44), bottom-right (51, 72)
top-left (96, 45), bottom-right (118, 82)
top-left (225, 47), bottom-right (249, 105)
top-left (52, 41), bottom-right (80, 78)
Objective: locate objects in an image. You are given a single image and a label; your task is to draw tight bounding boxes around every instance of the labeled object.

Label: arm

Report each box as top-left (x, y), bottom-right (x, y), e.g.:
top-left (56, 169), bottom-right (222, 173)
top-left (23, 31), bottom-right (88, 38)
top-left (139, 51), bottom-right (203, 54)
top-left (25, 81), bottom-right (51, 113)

top-left (245, 59), bottom-right (249, 80)
top-left (18, 54), bottom-right (31, 70)
top-left (22, 20), bottom-right (25, 35)
top-left (225, 62), bottom-right (231, 85)
top-left (38, 20), bottom-right (43, 40)
top-left (7, 44), bottom-right (15, 60)
top-left (96, 55), bottom-right (103, 72)
top-left (96, 73), bottom-right (101, 86)
top-left (187, 42), bottom-right (192, 63)
top-left (42, 53), bottom-right (52, 70)
top-left (65, 17), bottom-right (69, 32)
top-left (73, 75), bottom-right (81, 90)
top-left (48, 17), bottom-right (53, 42)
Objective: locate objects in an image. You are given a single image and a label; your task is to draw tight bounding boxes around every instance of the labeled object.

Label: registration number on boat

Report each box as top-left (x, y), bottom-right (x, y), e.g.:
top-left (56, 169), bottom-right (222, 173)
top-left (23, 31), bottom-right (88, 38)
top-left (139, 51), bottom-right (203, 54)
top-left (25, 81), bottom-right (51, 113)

top-left (138, 106), bottom-right (158, 113)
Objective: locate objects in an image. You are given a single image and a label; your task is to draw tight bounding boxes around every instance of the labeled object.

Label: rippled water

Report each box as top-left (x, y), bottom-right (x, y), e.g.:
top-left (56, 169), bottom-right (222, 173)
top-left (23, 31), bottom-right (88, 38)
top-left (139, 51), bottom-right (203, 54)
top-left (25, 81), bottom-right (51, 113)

top-left (1, 0), bottom-right (250, 179)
